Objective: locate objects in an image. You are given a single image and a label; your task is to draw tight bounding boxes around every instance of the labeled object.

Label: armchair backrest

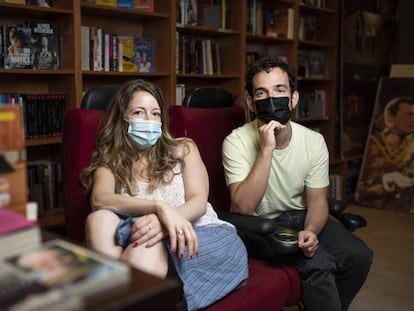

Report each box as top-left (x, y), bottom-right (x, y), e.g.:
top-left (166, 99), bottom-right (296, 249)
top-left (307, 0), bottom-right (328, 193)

top-left (169, 105), bottom-right (245, 212)
top-left (80, 84), bottom-right (120, 110)
top-left (182, 86), bottom-right (235, 108)
top-left (63, 108), bottom-right (104, 242)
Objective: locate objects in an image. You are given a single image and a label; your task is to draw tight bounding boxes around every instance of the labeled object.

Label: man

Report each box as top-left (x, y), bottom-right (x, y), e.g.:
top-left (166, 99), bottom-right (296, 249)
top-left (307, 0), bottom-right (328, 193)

top-left (357, 96), bottom-right (414, 213)
top-left (222, 57), bottom-right (373, 311)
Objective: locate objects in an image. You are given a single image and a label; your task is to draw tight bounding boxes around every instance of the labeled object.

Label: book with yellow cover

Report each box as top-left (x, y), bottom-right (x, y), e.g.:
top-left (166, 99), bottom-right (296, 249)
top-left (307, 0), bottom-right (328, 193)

top-left (96, 0), bottom-right (116, 7)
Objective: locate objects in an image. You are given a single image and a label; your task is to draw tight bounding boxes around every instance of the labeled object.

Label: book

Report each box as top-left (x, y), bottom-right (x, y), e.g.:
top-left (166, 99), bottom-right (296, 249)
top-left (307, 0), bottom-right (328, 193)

top-left (0, 239), bottom-right (131, 310)
top-left (134, 0), bottom-right (153, 12)
top-left (26, 0), bottom-right (53, 7)
top-left (2, 0), bottom-right (25, 3)
top-left (80, 25), bottom-right (90, 70)
top-left (118, 36), bottom-right (154, 72)
top-left (117, 0), bottom-right (133, 9)
top-left (296, 89), bottom-right (327, 118)
top-left (134, 37), bottom-right (154, 72)
top-left (308, 50), bottom-right (326, 77)
top-left (96, 0), bottom-right (116, 6)
top-left (264, 8), bottom-right (293, 39)
top-left (274, 8), bottom-right (294, 39)
top-left (3, 26), bottom-right (32, 69)
top-left (28, 21), bottom-right (60, 70)
top-left (0, 208), bottom-right (41, 260)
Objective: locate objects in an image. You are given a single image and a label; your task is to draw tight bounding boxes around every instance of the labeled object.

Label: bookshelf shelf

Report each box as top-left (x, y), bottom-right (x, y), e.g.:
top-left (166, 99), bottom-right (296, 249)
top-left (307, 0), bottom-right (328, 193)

top-left (26, 137), bottom-right (62, 147)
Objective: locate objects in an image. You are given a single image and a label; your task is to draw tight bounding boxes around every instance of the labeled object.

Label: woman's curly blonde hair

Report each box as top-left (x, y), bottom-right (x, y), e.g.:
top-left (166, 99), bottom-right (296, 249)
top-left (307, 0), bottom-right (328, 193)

top-left (80, 79), bottom-right (188, 195)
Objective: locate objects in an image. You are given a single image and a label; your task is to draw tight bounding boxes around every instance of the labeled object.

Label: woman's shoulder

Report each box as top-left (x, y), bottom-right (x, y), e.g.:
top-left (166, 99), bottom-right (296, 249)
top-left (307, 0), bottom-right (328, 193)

top-left (172, 137), bottom-right (197, 156)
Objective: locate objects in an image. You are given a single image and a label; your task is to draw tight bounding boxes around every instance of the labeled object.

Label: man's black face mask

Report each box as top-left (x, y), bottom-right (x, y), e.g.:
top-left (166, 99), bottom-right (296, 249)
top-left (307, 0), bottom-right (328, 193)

top-left (254, 96), bottom-right (292, 124)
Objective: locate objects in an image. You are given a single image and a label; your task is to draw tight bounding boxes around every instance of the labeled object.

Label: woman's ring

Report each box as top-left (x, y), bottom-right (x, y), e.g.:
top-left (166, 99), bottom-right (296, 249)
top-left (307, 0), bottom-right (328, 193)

top-left (177, 229), bottom-right (184, 235)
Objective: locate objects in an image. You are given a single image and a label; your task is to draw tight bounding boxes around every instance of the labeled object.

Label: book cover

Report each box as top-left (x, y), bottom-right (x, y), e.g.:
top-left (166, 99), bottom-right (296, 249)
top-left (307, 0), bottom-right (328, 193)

top-left (118, 35), bottom-right (137, 72)
top-left (26, 0), bottom-right (53, 7)
top-left (297, 50), bottom-right (310, 78)
top-left (81, 25), bottom-right (91, 70)
top-left (96, 0), bottom-right (116, 6)
top-left (2, 0), bottom-right (26, 3)
top-left (4, 26), bottom-right (32, 69)
top-left (134, 0), bottom-right (153, 12)
top-left (134, 37), bottom-right (154, 72)
top-left (0, 208), bottom-right (41, 260)
top-left (0, 239), bottom-right (131, 310)
top-left (273, 8), bottom-right (294, 39)
top-left (308, 50), bottom-right (326, 77)
top-left (117, 0), bottom-right (133, 9)
top-left (28, 21), bottom-right (60, 70)
top-left (0, 26), bottom-right (4, 68)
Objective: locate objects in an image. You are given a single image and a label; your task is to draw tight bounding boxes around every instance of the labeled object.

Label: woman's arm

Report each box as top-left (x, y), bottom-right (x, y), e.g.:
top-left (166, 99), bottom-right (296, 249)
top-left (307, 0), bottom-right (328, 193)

top-left (178, 138), bottom-right (209, 221)
top-left (90, 166), bottom-right (159, 215)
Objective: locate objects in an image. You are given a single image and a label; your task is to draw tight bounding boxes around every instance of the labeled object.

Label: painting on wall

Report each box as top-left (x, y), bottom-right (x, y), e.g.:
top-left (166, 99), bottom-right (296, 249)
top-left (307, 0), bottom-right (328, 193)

top-left (356, 77), bottom-right (414, 213)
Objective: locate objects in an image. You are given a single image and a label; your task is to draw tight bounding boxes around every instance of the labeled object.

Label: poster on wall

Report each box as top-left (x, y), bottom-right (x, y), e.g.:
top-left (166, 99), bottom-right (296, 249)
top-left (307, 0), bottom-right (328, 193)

top-left (356, 77), bottom-right (414, 213)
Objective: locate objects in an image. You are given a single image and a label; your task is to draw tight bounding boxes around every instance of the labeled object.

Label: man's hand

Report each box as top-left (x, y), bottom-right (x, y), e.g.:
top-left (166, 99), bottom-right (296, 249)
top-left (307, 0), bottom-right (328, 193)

top-left (382, 171), bottom-right (412, 191)
top-left (298, 229), bottom-right (319, 257)
top-left (258, 120), bottom-right (286, 151)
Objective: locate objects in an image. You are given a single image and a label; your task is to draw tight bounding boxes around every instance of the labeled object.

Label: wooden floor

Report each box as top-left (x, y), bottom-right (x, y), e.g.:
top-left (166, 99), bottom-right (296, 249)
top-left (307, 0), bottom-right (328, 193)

top-left (347, 204), bottom-right (414, 311)
top-left (283, 204), bottom-right (414, 311)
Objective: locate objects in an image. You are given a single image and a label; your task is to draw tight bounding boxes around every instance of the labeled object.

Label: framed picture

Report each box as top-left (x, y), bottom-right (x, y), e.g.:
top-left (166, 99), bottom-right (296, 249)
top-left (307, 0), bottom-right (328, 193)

top-left (355, 77), bottom-right (414, 213)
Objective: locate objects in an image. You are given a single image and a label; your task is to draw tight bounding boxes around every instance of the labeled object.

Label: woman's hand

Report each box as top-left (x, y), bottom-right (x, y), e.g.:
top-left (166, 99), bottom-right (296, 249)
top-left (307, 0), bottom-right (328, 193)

top-left (156, 201), bottom-right (198, 260)
top-left (129, 213), bottom-right (166, 248)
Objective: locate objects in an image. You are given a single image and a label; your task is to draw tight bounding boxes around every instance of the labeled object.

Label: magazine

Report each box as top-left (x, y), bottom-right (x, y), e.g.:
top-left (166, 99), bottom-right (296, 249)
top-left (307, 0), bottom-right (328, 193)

top-left (0, 239), bottom-right (131, 310)
top-left (28, 21), bottom-right (60, 70)
top-left (3, 26), bottom-right (32, 69)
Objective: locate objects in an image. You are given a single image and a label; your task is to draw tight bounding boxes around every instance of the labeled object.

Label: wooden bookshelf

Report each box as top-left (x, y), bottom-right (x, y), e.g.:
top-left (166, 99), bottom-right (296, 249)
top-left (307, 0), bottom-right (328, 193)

top-left (0, 0), bottom-right (343, 226)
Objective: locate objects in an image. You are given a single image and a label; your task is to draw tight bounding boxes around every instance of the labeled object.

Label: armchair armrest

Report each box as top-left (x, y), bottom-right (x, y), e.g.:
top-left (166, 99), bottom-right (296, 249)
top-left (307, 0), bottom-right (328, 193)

top-left (217, 211), bottom-right (299, 259)
top-left (328, 200), bottom-right (367, 231)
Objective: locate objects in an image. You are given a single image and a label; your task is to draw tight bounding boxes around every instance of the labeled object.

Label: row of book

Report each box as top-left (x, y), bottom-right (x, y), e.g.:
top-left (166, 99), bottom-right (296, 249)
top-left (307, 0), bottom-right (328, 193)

top-left (81, 25), bottom-right (154, 73)
top-left (0, 93), bottom-right (65, 140)
top-left (296, 89), bottom-right (328, 119)
top-left (247, 2), bottom-right (294, 39)
top-left (298, 50), bottom-right (327, 78)
top-left (300, 0), bottom-right (326, 8)
top-left (177, 33), bottom-right (222, 75)
top-left (328, 174), bottom-right (343, 201)
top-left (177, 0), bottom-right (231, 29)
top-left (82, 0), bottom-right (154, 11)
top-left (27, 160), bottom-right (63, 216)
top-left (0, 21), bottom-right (60, 70)
top-left (0, 208), bottom-right (131, 311)
top-left (0, 0), bottom-right (52, 6)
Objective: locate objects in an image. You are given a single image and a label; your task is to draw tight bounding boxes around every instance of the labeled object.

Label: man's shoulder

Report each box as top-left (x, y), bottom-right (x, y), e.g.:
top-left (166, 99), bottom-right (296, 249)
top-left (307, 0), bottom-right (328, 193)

top-left (225, 120), bottom-right (256, 141)
top-left (292, 122), bottom-right (324, 139)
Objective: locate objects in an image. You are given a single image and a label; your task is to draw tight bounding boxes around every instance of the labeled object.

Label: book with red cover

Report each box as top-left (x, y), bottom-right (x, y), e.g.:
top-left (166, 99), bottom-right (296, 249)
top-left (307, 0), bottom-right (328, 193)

top-left (0, 208), bottom-right (41, 259)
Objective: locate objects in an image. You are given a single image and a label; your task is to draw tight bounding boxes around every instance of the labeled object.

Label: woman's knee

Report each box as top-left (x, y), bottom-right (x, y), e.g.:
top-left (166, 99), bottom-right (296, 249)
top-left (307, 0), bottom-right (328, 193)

top-left (122, 243), bottom-right (168, 278)
top-left (86, 209), bottom-right (119, 230)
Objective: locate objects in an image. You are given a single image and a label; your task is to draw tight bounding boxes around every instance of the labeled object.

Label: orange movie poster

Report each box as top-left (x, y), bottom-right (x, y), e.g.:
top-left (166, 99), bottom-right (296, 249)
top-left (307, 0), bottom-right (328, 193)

top-left (356, 77), bottom-right (414, 213)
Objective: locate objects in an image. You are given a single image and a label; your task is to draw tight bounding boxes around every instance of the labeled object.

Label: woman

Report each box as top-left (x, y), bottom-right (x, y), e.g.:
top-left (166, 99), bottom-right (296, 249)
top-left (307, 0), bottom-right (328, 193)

top-left (80, 79), bottom-right (248, 310)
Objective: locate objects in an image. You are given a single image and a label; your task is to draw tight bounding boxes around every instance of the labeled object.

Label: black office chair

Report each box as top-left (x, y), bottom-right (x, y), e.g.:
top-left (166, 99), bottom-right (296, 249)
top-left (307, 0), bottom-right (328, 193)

top-left (182, 86), bottom-right (235, 107)
top-left (81, 84), bottom-right (120, 110)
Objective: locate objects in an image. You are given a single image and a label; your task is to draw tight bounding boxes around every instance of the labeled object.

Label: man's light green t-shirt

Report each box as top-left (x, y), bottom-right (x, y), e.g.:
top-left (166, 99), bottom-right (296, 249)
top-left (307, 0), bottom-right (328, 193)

top-left (222, 120), bottom-right (329, 218)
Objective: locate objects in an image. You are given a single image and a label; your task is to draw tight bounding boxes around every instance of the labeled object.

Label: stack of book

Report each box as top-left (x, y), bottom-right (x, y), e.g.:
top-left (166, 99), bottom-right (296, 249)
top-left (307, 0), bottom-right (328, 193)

top-left (0, 208), bottom-right (41, 260)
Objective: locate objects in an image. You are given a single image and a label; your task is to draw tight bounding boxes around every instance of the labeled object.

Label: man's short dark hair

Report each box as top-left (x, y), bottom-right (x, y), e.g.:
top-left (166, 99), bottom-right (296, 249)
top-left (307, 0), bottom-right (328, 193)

top-left (245, 57), bottom-right (296, 97)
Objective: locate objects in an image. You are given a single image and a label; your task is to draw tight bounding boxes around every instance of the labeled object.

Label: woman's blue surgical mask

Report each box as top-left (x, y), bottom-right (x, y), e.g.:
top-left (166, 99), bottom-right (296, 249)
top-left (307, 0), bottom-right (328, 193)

top-left (126, 119), bottom-right (162, 149)
top-left (254, 96), bottom-right (292, 124)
